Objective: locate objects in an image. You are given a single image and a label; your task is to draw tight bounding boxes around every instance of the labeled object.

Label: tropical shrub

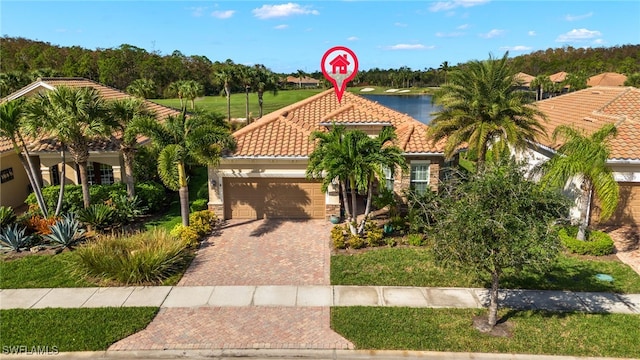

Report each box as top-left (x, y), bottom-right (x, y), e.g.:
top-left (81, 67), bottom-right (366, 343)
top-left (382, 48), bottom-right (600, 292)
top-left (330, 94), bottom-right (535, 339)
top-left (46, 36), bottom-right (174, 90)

top-left (331, 224), bottom-right (346, 249)
top-left (347, 233), bottom-right (366, 249)
top-left (170, 224), bottom-right (200, 248)
top-left (135, 181), bottom-right (166, 212)
top-left (559, 227), bottom-right (615, 256)
top-left (189, 198), bottom-right (208, 212)
top-left (76, 204), bottom-right (116, 231)
top-left (0, 206), bottom-right (17, 228)
top-left (22, 215), bottom-right (58, 235)
top-left (25, 183), bottom-right (128, 214)
top-left (108, 194), bottom-right (145, 224)
top-left (0, 224), bottom-right (34, 252)
top-left (407, 233), bottom-right (426, 246)
top-left (364, 220), bottom-right (384, 247)
top-left (43, 215), bottom-right (88, 249)
top-left (188, 210), bottom-right (217, 236)
top-left (72, 228), bottom-right (191, 285)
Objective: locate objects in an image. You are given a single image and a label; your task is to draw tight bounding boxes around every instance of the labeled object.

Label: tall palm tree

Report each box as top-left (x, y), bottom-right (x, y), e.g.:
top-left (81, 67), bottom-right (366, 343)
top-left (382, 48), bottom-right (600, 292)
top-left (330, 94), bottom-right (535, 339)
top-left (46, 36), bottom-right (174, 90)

top-left (307, 125), bottom-right (406, 235)
top-left (167, 81), bottom-right (186, 110)
top-left (438, 61), bottom-right (450, 83)
top-left (427, 52), bottom-right (547, 169)
top-left (296, 69), bottom-right (306, 89)
top-left (254, 65), bottom-right (279, 119)
top-left (24, 85), bottom-right (112, 209)
top-left (126, 78), bottom-right (157, 99)
top-left (215, 70), bottom-right (234, 121)
top-left (180, 80), bottom-right (204, 110)
top-left (539, 124), bottom-right (619, 241)
top-left (0, 99), bottom-right (48, 216)
top-left (239, 67), bottom-right (256, 122)
top-left (530, 74), bottom-right (552, 101)
top-left (132, 110), bottom-right (236, 226)
top-left (107, 97), bottom-right (155, 198)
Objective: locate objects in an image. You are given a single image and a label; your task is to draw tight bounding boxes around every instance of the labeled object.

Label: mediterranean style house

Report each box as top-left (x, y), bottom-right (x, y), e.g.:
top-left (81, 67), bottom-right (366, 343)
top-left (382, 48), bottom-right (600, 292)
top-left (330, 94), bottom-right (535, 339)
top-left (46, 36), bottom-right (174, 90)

top-left (207, 89), bottom-right (450, 220)
top-left (518, 85), bottom-right (640, 227)
top-left (0, 77), bottom-right (181, 209)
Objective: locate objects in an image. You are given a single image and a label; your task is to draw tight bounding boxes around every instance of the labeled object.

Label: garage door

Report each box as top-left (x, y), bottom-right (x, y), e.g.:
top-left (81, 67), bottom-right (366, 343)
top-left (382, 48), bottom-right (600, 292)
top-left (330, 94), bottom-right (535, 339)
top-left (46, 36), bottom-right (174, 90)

top-left (224, 178), bottom-right (325, 219)
top-left (592, 182), bottom-right (640, 226)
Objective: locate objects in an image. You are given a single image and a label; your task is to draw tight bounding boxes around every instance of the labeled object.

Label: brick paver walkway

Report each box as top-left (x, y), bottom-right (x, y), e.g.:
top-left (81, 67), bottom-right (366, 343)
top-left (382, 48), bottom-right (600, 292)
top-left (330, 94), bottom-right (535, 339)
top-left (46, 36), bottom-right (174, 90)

top-left (605, 225), bottom-right (640, 275)
top-left (110, 219), bottom-right (353, 351)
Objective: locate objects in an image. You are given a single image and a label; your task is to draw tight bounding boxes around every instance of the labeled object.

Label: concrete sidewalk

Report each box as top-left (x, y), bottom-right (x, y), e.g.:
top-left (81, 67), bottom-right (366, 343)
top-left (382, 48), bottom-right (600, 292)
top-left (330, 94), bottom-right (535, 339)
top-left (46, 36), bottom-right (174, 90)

top-left (2, 285), bottom-right (639, 314)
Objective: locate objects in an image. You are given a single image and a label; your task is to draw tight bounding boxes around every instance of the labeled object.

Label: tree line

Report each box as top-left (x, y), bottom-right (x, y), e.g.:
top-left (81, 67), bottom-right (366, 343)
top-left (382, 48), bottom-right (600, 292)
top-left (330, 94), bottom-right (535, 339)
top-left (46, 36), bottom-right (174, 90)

top-left (1, 36), bottom-right (639, 98)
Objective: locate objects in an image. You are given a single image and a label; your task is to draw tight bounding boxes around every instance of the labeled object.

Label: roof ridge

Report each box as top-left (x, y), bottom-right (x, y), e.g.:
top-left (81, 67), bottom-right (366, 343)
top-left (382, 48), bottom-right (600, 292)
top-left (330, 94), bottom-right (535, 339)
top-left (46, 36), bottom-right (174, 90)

top-left (399, 123), bottom-right (415, 151)
top-left (321, 103), bottom-right (355, 122)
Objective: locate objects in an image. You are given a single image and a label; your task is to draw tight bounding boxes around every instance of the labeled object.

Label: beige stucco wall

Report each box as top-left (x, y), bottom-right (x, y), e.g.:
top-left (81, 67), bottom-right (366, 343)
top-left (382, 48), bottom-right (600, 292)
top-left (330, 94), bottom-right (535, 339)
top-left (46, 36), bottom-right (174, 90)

top-left (0, 152), bottom-right (31, 209)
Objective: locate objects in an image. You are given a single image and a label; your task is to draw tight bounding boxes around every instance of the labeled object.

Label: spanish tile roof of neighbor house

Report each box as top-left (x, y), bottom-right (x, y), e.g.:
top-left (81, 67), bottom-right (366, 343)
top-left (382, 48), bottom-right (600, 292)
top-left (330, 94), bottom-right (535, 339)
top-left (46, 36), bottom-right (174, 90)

top-left (549, 71), bottom-right (568, 83)
top-left (0, 77), bottom-right (182, 154)
top-left (587, 72), bottom-right (628, 87)
top-left (533, 86), bottom-right (640, 161)
top-left (515, 72), bottom-right (535, 87)
top-left (230, 89), bottom-right (446, 157)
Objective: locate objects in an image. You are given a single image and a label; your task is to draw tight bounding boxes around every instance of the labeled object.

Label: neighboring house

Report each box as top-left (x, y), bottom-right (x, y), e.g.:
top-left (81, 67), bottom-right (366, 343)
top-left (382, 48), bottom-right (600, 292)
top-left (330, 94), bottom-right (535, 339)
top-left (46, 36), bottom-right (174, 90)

top-left (517, 85), bottom-right (640, 227)
top-left (285, 76), bottom-right (320, 88)
top-left (0, 77), bottom-right (182, 209)
top-left (207, 89), bottom-right (449, 220)
top-left (515, 72), bottom-right (535, 88)
top-left (549, 71), bottom-right (568, 84)
top-left (587, 72), bottom-right (628, 87)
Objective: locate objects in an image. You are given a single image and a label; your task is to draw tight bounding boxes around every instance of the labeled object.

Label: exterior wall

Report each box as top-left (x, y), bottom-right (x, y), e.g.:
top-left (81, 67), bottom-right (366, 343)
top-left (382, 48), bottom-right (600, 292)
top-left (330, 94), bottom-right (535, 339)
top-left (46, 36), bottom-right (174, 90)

top-left (0, 153), bottom-right (31, 208)
top-left (393, 155), bottom-right (444, 197)
top-left (39, 152), bottom-right (123, 186)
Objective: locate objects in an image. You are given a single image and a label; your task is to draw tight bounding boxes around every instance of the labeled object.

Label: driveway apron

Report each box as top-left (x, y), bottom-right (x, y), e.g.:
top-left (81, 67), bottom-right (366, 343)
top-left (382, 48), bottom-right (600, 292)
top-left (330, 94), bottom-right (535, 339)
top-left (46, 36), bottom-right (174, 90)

top-left (110, 219), bottom-right (353, 351)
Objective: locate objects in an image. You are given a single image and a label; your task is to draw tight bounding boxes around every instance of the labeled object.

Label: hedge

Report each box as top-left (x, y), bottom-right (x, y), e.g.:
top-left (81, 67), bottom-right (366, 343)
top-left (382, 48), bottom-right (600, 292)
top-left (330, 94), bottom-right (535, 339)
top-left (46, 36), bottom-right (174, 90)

top-left (558, 226), bottom-right (615, 256)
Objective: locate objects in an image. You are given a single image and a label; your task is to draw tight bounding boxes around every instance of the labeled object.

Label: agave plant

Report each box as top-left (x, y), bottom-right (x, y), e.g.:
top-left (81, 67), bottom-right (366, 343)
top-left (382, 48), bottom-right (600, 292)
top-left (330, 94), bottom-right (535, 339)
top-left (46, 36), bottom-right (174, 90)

top-left (44, 215), bottom-right (88, 250)
top-left (76, 203), bottom-right (116, 231)
top-left (0, 224), bottom-right (34, 252)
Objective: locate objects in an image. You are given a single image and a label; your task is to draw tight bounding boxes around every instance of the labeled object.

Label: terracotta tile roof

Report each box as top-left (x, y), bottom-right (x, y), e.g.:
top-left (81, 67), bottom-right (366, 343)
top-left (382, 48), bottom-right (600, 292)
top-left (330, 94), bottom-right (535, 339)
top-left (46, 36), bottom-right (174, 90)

top-left (549, 71), bottom-right (568, 83)
top-left (533, 86), bottom-right (640, 160)
top-left (587, 72), bottom-right (628, 87)
top-left (515, 72), bottom-right (535, 87)
top-left (285, 76), bottom-right (320, 84)
top-left (0, 77), bottom-right (181, 154)
top-left (230, 89), bottom-right (445, 157)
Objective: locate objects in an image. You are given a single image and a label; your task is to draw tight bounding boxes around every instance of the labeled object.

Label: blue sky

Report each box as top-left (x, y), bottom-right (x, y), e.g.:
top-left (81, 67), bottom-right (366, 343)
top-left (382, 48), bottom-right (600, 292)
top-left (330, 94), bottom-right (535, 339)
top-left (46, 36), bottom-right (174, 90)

top-left (2, 1), bottom-right (639, 74)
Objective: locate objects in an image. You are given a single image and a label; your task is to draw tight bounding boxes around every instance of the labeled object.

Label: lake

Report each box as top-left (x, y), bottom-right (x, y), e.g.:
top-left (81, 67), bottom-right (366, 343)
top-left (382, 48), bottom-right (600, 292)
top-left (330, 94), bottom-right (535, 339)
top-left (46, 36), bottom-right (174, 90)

top-left (361, 94), bottom-right (440, 125)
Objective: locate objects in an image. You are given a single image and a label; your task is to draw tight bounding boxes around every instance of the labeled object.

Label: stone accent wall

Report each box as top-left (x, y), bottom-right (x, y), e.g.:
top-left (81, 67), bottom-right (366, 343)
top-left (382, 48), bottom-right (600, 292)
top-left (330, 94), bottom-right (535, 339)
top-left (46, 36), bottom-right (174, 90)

top-left (325, 204), bottom-right (341, 220)
top-left (208, 203), bottom-right (224, 219)
top-left (393, 156), bottom-right (445, 201)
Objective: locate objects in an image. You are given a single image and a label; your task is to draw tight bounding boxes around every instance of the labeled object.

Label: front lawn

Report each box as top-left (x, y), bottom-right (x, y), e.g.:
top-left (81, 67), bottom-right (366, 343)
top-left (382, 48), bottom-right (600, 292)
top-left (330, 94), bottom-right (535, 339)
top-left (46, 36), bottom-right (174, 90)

top-left (0, 307), bottom-right (157, 352)
top-left (331, 247), bottom-right (640, 294)
top-left (332, 307), bottom-right (640, 358)
top-left (0, 252), bottom-right (93, 288)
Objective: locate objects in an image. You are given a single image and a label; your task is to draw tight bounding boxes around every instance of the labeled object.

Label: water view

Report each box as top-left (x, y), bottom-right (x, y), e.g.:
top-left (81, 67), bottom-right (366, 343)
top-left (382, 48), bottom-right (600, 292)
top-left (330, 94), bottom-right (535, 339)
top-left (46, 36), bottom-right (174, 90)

top-left (361, 94), bottom-right (440, 125)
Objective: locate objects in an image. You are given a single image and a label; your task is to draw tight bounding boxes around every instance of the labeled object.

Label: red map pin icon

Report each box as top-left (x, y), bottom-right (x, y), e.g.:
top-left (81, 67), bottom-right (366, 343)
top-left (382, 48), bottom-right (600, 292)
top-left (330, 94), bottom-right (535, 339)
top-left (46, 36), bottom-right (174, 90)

top-left (321, 46), bottom-right (358, 103)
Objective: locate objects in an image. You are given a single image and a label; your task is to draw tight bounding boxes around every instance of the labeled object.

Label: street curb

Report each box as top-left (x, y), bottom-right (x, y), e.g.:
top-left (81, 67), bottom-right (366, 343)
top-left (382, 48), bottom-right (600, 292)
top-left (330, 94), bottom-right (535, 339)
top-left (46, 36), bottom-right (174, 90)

top-left (1, 349), bottom-right (635, 360)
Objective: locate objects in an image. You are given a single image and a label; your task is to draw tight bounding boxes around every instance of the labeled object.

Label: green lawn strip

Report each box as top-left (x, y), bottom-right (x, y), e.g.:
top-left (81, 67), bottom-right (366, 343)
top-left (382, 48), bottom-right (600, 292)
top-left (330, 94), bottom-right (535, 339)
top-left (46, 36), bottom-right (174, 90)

top-left (331, 307), bottom-right (640, 358)
top-left (331, 247), bottom-right (640, 293)
top-left (0, 307), bottom-right (158, 352)
top-left (0, 253), bottom-right (93, 289)
top-left (152, 89), bottom-right (324, 118)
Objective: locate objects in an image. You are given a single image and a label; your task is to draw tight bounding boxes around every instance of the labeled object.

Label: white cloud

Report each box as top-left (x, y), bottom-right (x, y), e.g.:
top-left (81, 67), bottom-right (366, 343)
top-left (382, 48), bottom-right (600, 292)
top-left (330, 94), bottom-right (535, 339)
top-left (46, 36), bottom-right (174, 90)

top-left (190, 6), bottom-right (207, 17)
top-left (274, 24), bottom-right (289, 29)
top-left (556, 28), bottom-right (602, 42)
top-left (435, 31), bottom-right (464, 37)
top-left (565, 12), bottom-right (593, 21)
top-left (386, 44), bottom-right (433, 50)
top-left (500, 45), bottom-right (532, 52)
top-left (347, 36), bottom-right (359, 41)
top-left (593, 38), bottom-right (605, 45)
top-left (429, 0), bottom-right (489, 12)
top-left (211, 10), bottom-right (235, 19)
top-left (457, 24), bottom-right (469, 30)
top-left (479, 29), bottom-right (505, 38)
top-left (528, 30), bottom-right (536, 36)
top-left (394, 22), bottom-right (408, 27)
top-left (252, 3), bottom-right (319, 19)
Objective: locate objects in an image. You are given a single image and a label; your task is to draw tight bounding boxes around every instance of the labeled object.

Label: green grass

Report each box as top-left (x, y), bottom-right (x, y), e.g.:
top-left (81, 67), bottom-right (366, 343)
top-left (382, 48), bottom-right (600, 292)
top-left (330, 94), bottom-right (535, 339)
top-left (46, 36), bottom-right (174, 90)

top-left (0, 252), bottom-right (93, 288)
top-left (332, 307), bottom-right (640, 358)
top-left (0, 307), bottom-right (157, 352)
top-left (331, 247), bottom-right (640, 293)
top-left (152, 89), bottom-right (324, 119)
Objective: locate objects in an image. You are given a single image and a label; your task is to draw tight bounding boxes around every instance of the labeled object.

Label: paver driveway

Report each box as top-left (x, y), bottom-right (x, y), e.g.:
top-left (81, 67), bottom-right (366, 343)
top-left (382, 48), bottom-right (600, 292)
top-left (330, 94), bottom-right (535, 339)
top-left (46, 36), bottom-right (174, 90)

top-left (110, 219), bottom-right (353, 351)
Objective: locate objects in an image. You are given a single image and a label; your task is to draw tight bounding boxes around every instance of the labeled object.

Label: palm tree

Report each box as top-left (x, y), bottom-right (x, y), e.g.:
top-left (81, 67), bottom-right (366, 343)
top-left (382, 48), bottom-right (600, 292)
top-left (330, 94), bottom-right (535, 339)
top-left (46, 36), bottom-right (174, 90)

top-left (0, 99), bottom-right (48, 217)
top-left (215, 70), bottom-right (234, 121)
top-left (539, 124), bottom-right (619, 241)
top-left (132, 110), bottom-right (236, 226)
top-left (126, 78), bottom-right (157, 99)
top-left (239, 67), bottom-right (256, 122)
top-left (530, 75), bottom-right (552, 101)
top-left (167, 81), bottom-right (186, 110)
top-left (296, 69), bottom-right (306, 89)
top-left (307, 125), bottom-right (406, 235)
top-left (254, 65), bottom-right (279, 119)
top-left (24, 85), bottom-right (112, 210)
top-left (180, 80), bottom-right (204, 110)
top-left (438, 61), bottom-right (450, 83)
top-left (427, 52), bottom-right (547, 169)
top-left (107, 97), bottom-right (155, 198)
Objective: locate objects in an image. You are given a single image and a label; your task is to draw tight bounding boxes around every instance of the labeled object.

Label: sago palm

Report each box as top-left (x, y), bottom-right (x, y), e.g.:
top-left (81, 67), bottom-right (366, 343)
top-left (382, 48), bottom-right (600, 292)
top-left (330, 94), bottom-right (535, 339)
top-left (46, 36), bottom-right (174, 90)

top-left (428, 52), bottom-right (547, 169)
top-left (539, 123), bottom-right (619, 241)
top-left (133, 110), bottom-right (235, 226)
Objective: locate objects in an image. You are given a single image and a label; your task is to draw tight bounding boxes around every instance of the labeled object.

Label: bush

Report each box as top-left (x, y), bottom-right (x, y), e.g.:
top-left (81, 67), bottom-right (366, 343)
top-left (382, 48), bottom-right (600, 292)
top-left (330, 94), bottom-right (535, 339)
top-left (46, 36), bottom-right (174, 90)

top-left (135, 181), bottom-right (166, 213)
top-left (0, 206), bottom-right (17, 228)
top-left (108, 194), bottom-right (145, 224)
top-left (22, 215), bottom-right (58, 235)
top-left (559, 227), bottom-right (615, 256)
top-left (76, 204), bottom-right (116, 231)
top-left (0, 224), bottom-right (34, 252)
top-left (364, 221), bottom-right (384, 247)
top-left (347, 233), bottom-right (366, 249)
top-left (25, 183), bottom-right (128, 214)
top-left (43, 215), bottom-right (88, 250)
top-left (72, 228), bottom-right (190, 285)
top-left (170, 224), bottom-right (200, 248)
top-left (331, 224), bottom-right (347, 249)
top-left (189, 198), bottom-right (208, 212)
top-left (407, 233), bottom-right (426, 246)
top-left (189, 210), bottom-right (217, 236)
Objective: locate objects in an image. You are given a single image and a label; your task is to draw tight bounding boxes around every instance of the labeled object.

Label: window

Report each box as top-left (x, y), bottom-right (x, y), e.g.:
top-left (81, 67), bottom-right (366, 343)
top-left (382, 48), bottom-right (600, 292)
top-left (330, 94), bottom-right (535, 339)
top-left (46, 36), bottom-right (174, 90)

top-left (410, 161), bottom-right (430, 194)
top-left (382, 166), bottom-right (394, 191)
top-left (85, 163), bottom-right (114, 185)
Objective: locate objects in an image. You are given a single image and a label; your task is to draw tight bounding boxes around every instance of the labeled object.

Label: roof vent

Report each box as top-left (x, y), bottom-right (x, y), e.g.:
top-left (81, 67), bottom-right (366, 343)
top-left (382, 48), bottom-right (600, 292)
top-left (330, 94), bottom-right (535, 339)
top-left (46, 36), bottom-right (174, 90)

top-left (281, 110), bottom-right (289, 117)
top-left (592, 91), bottom-right (603, 94)
top-left (583, 117), bottom-right (596, 122)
